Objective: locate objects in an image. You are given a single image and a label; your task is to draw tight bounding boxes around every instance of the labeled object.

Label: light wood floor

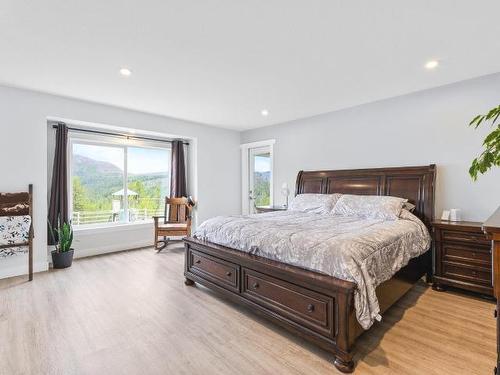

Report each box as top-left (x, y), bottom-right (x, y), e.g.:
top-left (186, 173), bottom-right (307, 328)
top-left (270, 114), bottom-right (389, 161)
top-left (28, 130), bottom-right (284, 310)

top-left (0, 244), bottom-right (496, 375)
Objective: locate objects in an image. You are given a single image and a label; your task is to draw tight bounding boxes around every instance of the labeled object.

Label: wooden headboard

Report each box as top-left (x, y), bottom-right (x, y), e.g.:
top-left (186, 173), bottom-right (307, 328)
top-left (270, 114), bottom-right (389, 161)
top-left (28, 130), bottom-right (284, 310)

top-left (295, 165), bottom-right (436, 228)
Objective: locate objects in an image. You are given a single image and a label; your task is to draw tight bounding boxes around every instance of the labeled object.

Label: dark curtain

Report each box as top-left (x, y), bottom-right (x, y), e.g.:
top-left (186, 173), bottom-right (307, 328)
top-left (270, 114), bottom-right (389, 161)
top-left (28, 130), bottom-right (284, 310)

top-left (48, 123), bottom-right (69, 244)
top-left (170, 140), bottom-right (187, 198)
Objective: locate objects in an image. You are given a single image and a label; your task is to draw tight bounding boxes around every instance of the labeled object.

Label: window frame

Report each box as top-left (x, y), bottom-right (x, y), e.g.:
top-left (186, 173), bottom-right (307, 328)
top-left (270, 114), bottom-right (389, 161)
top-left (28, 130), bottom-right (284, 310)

top-left (68, 133), bottom-right (172, 230)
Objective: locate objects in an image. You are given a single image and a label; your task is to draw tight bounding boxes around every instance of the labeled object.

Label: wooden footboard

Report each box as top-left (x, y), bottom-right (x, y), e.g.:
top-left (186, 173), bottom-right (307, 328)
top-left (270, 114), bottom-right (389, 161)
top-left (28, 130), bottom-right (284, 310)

top-left (184, 237), bottom-right (431, 373)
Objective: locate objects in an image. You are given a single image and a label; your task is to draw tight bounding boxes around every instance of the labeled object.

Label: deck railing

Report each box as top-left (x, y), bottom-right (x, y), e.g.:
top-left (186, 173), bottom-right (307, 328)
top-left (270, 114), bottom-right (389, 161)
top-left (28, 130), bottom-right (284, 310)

top-left (72, 208), bottom-right (164, 225)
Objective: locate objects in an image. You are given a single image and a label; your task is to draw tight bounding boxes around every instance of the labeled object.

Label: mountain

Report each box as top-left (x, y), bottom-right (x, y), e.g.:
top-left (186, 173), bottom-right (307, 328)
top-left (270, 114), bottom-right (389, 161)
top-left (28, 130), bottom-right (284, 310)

top-left (254, 171), bottom-right (270, 183)
top-left (72, 154), bottom-right (122, 178)
top-left (72, 154), bottom-right (169, 200)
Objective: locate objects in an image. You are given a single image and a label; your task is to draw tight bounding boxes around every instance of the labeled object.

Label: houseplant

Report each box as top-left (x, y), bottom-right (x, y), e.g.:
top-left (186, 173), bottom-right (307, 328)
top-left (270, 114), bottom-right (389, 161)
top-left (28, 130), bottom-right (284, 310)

top-left (49, 221), bottom-right (74, 269)
top-left (469, 104), bottom-right (500, 180)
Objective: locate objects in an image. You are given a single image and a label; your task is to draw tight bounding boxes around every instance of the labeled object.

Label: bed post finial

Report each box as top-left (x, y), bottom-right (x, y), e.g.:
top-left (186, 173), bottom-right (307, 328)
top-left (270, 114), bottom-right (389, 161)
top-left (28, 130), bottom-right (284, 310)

top-left (295, 170), bottom-right (303, 197)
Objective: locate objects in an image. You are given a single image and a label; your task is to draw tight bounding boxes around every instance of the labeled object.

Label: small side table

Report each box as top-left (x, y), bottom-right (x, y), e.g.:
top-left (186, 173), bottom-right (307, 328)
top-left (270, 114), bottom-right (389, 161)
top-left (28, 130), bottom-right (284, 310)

top-left (432, 219), bottom-right (493, 297)
top-left (255, 206), bottom-right (288, 213)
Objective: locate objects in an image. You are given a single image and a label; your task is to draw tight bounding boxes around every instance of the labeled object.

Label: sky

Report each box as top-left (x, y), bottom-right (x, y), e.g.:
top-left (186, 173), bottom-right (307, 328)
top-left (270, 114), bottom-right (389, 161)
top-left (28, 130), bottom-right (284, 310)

top-left (254, 155), bottom-right (271, 172)
top-left (73, 144), bottom-right (170, 174)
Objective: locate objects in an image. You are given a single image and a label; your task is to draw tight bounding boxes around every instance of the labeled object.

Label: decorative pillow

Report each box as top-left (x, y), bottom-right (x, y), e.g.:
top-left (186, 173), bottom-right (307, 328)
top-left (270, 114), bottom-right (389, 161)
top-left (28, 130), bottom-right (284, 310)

top-left (288, 193), bottom-right (341, 214)
top-left (402, 202), bottom-right (416, 212)
top-left (331, 194), bottom-right (407, 220)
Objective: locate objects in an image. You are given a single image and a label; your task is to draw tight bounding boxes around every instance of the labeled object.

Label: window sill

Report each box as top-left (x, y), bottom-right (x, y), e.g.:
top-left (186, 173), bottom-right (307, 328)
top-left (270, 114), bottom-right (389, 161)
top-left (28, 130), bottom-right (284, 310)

top-left (74, 221), bottom-right (153, 235)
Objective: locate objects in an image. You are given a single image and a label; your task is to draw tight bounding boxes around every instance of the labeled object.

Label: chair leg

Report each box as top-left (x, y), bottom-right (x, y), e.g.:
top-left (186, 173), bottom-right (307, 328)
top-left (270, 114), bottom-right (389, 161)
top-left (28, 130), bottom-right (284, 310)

top-left (156, 237), bottom-right (169, 252)
top-left (28, 239), bottom-right (33, 281)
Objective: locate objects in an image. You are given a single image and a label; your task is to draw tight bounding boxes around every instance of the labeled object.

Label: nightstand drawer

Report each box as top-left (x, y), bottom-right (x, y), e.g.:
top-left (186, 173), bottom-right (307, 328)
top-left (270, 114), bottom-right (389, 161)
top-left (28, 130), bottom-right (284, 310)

top-left (442, 262), bottom-right (492, 285)
top-left (443, 243), bottom-right (491, 267)
top-left (442, 230), bottom-right (490, 246)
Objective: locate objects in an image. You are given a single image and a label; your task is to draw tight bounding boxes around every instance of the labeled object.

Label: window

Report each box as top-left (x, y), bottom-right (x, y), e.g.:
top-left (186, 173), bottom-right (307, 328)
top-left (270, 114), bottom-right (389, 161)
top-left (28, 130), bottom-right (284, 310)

top-left (240, 139), bottom-right (274, 214)
top-left (251, 150), bottom-right (271, 207)
top-left (70, 137), bottom-right (171, 227)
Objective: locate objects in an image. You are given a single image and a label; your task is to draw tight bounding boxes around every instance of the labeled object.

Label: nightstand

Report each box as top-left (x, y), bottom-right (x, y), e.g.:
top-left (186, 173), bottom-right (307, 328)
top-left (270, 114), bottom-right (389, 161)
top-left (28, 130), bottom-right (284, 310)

top-left (432, 220), bottom-right (493, 297)
top-left (255, 206), bottom-right (288, 213)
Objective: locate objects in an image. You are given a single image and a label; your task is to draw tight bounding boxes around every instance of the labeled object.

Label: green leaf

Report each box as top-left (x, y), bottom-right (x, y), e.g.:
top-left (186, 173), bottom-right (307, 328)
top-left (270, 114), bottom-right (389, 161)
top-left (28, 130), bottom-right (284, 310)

top-left (492, 111), bottom-right (500, 126)
top-left (469, 115), bottom-right (481, 126)
top-left (483, 129), bottom-right (500, 145)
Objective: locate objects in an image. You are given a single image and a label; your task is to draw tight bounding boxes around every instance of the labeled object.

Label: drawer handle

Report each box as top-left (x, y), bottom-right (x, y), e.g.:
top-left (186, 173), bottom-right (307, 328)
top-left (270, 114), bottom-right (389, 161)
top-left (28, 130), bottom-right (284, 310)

top-left (195, 259), bottom-right (201, 264)
top-left (252, 282), bottom-right (259, 289)
top-left (226, 271), bottom-right (232, 277)
top-left (471, 271), bottom-right (477, 276)
top-left (307, 304), bottom-right (315, 313)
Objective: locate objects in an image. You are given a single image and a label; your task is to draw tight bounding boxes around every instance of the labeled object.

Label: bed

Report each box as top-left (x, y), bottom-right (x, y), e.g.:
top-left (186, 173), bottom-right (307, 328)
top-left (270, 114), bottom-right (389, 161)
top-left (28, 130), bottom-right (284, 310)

top-left (183, 165), bottom-right (435, 373)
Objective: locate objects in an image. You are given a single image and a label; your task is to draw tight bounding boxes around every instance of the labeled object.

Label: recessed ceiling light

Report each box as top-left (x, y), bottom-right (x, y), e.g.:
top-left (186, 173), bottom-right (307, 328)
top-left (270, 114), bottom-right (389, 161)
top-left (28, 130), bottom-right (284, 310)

top-left (425, 60), bottom-right (439, 70)
top-left (120, 68), bottom-right (132, 76)
top-left (261, 109), bottom-right (269, 117)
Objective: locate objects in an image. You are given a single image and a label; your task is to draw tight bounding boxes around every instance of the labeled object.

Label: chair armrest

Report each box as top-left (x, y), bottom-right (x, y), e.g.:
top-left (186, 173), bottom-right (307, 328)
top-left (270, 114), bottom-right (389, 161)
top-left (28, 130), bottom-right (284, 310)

top-left (153, 216), bottom-right (165, 223)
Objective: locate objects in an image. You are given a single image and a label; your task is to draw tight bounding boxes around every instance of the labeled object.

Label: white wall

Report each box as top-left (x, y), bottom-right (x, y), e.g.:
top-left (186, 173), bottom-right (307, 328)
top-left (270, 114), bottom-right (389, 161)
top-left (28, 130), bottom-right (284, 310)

top-left (241, 73), bottom-right (500, 222)
top-left (0, 85), bottom-right (241, 279)
top-left (2, 72), bottom-right (499, 279)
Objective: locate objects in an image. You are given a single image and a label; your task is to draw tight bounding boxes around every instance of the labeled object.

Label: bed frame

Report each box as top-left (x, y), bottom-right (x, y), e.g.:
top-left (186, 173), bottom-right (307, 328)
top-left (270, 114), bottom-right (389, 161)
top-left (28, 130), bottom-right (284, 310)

top-left (183, 165), bottom-right (435, 372)
top-left (0, 184), bottom-right (34, 281)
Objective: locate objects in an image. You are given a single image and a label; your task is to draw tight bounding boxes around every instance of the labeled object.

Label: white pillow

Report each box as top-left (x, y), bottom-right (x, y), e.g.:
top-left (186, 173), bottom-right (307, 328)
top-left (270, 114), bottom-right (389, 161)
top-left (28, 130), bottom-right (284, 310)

top-left (288, 193), bottom-right (342, 214)
top-left (331, 194), bottom-right (407, 220)
top-left (402, 202), bottom-right (416, 212)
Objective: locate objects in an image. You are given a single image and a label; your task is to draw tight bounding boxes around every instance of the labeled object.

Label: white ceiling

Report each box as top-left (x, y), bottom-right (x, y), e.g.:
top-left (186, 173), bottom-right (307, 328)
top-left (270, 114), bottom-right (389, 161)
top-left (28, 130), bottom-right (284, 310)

top-left (1, 1), bottom-right (500, 130)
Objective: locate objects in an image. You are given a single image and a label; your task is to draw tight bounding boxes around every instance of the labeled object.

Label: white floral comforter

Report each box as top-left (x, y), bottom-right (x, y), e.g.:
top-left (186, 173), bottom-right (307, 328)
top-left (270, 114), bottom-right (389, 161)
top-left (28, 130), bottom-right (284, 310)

top-left (0, 215), bottom-right (31, 258)
top-left (194, 210), bottom-right (431, 329)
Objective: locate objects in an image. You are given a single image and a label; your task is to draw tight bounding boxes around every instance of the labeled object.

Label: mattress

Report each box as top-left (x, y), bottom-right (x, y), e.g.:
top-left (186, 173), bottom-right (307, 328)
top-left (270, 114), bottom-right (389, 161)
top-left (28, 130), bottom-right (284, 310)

top-left (194, 209), bottom-right (431, 329)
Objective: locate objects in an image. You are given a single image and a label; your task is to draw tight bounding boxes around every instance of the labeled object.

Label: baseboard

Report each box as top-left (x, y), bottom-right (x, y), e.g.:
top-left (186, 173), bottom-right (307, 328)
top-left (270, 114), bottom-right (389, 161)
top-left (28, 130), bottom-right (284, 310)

top-left (72, 239), bottom-right (153, 259)
top-left (0, 261), bottom-right (49, 280)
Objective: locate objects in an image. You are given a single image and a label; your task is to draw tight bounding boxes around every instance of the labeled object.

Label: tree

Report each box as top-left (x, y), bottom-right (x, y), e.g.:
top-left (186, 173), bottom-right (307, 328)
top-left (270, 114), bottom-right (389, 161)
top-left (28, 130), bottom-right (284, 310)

top-left (469, 105), bottom-right (500, 180)
top-left (72, 176), bottom-right (87, 211)
top-left (128, 180), bottom-right (162, 211)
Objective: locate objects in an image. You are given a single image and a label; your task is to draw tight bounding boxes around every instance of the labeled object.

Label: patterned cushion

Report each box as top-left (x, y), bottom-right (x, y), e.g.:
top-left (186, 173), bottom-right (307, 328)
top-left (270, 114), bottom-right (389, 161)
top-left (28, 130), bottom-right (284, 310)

top-left (288, 193), bottom-right (342, 214)
top-left (0, 192), bottom-right (29, 216)
top-left (0, 215), bottom-right (31, 258)
top-left (332, 194), bottom-right (407, 220)
top-left (0, 202), bottom-right (29, 217)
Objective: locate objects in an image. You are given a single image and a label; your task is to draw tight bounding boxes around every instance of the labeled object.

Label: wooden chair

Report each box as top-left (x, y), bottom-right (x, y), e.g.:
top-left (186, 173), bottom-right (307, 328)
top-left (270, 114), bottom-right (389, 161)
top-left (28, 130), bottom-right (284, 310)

top-left (0, 184), bottom-right (34, 280)
top-left (153, 197), bottom-right (193, 251)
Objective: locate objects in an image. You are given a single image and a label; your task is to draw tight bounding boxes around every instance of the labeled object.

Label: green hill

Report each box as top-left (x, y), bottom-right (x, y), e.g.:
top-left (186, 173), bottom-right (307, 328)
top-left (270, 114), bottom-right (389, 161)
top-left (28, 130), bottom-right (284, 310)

top-left (72, 155), bottom-right (169, 214)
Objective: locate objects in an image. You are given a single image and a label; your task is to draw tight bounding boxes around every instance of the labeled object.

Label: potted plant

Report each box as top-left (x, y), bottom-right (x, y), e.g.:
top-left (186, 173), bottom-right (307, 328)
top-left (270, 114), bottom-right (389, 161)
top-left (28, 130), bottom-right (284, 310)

top-left (49, 221), bottom-right (74, 269)
top-left (469, 104), bottom-right (500, 180)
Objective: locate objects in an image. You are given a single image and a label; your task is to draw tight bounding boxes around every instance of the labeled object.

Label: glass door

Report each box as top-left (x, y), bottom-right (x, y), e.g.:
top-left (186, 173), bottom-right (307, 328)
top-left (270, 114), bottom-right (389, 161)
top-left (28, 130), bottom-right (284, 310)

top-left (248, 146), bottom-right (272, 213)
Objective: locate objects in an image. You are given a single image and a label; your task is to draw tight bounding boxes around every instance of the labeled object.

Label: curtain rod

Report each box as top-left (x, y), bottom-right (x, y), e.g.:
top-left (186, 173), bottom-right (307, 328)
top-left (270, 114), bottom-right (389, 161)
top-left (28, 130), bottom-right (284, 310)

top-left (52, 124), bottom-right (189, 145)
